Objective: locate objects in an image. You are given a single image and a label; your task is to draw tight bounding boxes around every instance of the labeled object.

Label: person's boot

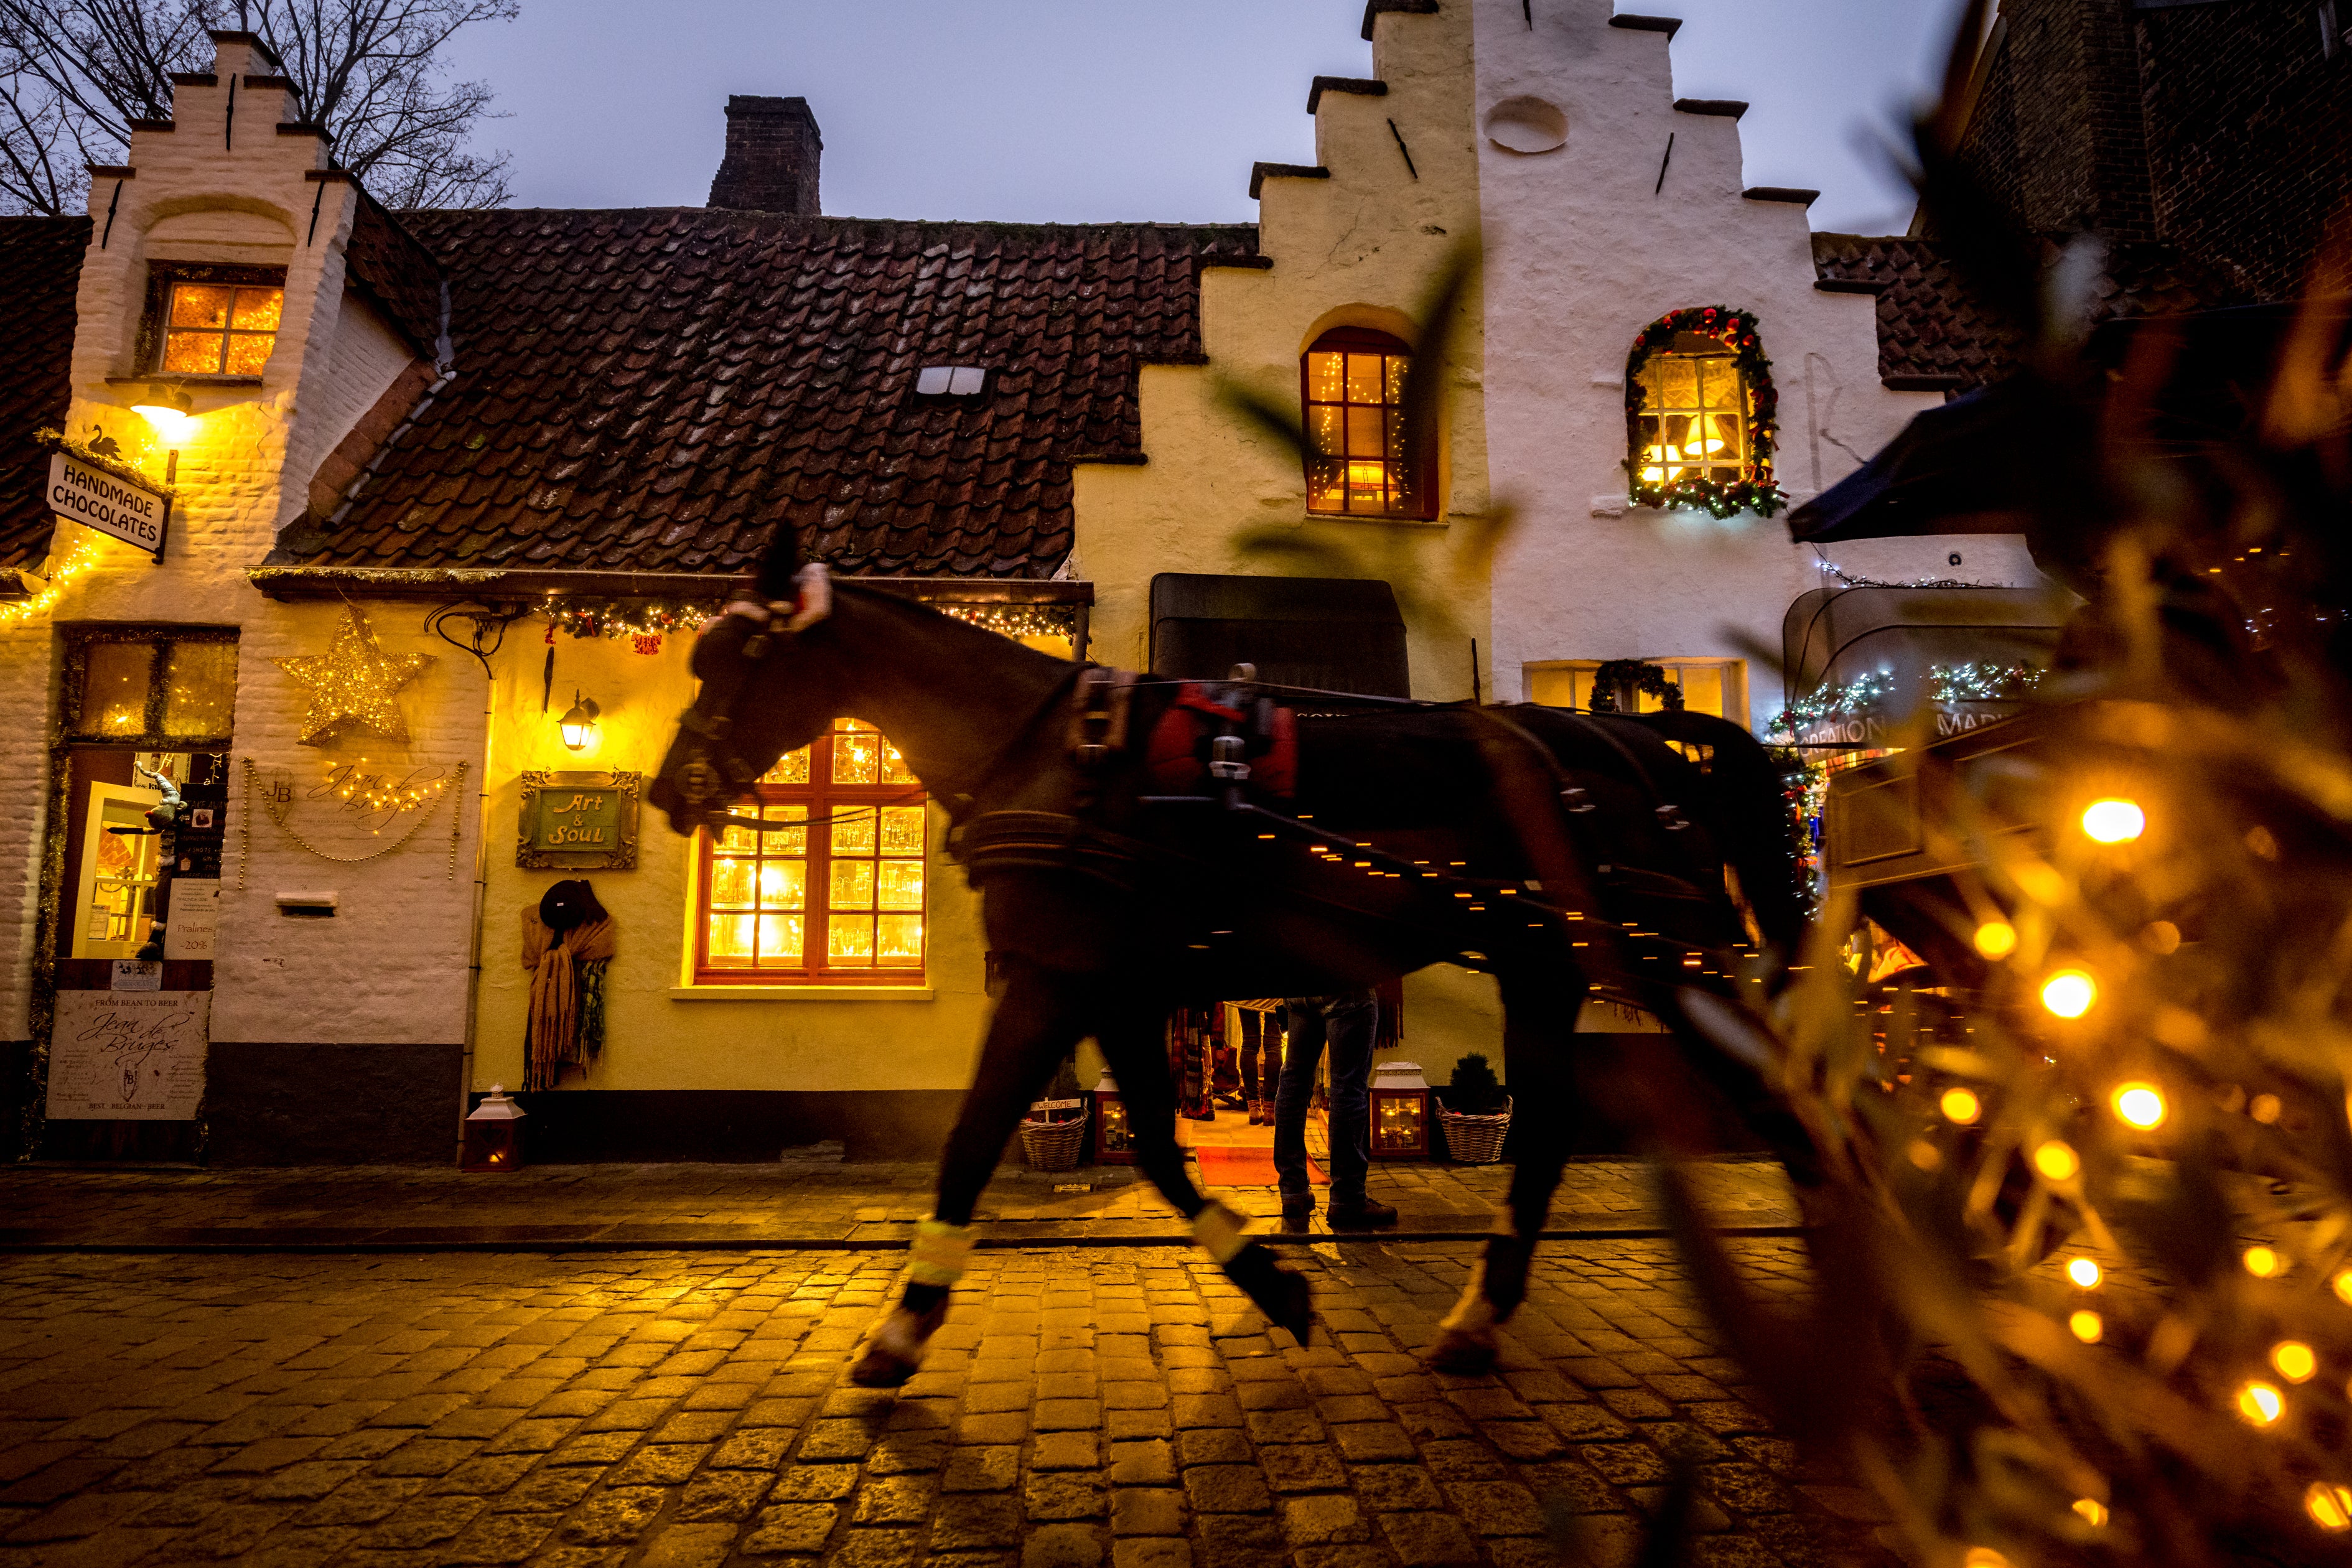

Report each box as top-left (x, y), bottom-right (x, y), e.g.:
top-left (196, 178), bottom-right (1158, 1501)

top-left (851, 1219), bottom-right (971, 1387)
top-left (1327, 1196), bottom-right (1399, 1230)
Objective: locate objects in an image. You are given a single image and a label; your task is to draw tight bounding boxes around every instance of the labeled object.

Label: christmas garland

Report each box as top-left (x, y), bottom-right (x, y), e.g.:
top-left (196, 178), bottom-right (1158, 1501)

top-left (1623, 307), bottom-right (1783, 520)
top-left (1587, 659), bottom-right (1686, 713)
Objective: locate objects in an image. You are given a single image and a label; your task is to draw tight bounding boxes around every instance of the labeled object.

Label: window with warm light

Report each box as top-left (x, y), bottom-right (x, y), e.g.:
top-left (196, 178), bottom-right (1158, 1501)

top-left (159, 282), bottom-right (282, 376)
top-left (692, 719), bottom-right (926, 985)
top-left (1302, 327), bottom-right (1432, 520)
top-left (1633, 335), bottom-right (1748, 488)
top-left (1525, 659), bottom-right (1748, 725)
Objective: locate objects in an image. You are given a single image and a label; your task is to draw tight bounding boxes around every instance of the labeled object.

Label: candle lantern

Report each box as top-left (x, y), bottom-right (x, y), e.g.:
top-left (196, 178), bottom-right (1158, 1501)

top-left (462, 1084), bottom-right (528, 1172)
top-left (1093, 1068), bottom-right (1134, 1165)
top-left (1368, 1060), bottom-right (1430, 1159)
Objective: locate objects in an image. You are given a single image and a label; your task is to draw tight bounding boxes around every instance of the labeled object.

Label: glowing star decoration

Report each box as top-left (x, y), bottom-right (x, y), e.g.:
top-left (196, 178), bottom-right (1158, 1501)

top-left (273, 607), bottom-right (436, 747)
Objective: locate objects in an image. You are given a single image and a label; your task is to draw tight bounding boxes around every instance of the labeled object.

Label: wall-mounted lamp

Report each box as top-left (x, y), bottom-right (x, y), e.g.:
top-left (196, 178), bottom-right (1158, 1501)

top-left (130, 387), bottom-right (195, 479)
top-left (559, 689), bottom-right (600, 752)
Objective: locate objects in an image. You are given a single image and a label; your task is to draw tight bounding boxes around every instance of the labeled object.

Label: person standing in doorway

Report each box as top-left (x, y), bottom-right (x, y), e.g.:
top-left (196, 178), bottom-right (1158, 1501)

top-left (1274, 989), bottom-right (1398, 1230)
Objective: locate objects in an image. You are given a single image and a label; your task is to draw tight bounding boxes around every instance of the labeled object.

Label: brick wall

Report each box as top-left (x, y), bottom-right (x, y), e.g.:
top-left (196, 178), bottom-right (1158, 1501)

top-left (2136, 0), bottom-right (2352, 300)
top-left (1960, 0), bottom-right (2156, 238)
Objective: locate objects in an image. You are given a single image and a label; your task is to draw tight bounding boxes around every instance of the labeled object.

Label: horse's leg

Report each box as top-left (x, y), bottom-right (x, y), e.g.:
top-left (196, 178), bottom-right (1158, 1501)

top-left (1429, 970), bottom-right (1586, 1374)
top-left (851, 963), bottom-right (1084, 1388)
top-left (1096, 999), bottom-right (1315, 1346)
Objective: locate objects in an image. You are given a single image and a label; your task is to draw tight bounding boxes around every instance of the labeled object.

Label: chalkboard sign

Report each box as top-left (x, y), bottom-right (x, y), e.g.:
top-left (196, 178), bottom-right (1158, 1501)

top-left (517, 770), bottom-right (640, 870)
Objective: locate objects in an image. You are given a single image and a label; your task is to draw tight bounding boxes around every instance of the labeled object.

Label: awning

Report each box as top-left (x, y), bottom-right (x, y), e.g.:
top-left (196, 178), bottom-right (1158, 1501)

top-left (1149, 573), bottom-right (1409, 696)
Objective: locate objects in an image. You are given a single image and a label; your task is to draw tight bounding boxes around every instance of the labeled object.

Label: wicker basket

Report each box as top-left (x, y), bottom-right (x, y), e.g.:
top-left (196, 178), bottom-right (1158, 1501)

top-left (1438, 1096), bottom-right (1513, 1165)
top-left (1019, 1104), bottom-right (1091, 1171)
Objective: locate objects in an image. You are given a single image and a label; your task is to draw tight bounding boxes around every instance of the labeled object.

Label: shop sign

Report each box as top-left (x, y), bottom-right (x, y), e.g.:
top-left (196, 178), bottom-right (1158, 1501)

top-left (45, 990), bottom-right (208, 1120)
top-left (47, 450), bottom-right (169, 562)
top-left (518, 770), bottom-right (641, 870)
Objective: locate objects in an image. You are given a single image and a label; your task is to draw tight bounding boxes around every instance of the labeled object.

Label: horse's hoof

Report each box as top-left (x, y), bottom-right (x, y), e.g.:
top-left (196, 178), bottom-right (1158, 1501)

top-left (850, 1304), bottom-right (945, 1388)
top-left (1226, 1242), bottom-right (1315, 1344)
top-left (1425, 1326), bottom-right (1500, 1375)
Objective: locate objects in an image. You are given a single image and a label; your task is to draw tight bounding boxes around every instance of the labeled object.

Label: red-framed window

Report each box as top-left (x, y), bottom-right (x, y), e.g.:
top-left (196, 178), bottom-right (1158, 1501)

top-left (1301, 325), bottom-right (1434, 520)
top-left (691, 719), bottom-right (927, 985)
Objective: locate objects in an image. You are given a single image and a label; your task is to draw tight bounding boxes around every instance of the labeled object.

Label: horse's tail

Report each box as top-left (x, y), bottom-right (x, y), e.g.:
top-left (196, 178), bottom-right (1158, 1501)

top-left (1631, 711), bottom-right (1809, 959)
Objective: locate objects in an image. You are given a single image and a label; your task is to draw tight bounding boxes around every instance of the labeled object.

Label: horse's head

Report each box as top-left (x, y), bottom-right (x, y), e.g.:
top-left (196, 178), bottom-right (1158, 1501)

top-left (650, 528), bottom-right (849, 837)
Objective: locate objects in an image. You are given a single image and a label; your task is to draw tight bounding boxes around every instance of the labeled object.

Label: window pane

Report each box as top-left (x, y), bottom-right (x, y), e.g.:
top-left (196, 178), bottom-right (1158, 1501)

top-left (223, 332), bottom-right (274, 376)
top-left (880, 739), bottom-right (914, 785)
top-left (162, 332), bottom-right (225, 375)
top-left (830, 859), bottom-right (875, 911)
top-left (757, 859), bottom-right (805, 911)
top-left (1677, 666), bottom-right (1725, 718)
top-left (829, 914), bottom-right (874, 966)
top-left (707, 914), bottom-right (755, 967)
top-left (230, 287), bottom-right (283, 331)
top-left (834, 731), bottom-right (879, 783)
top-left (710, 857), bottom-right (755, 910)
top-left (1346, 460), bottom-right (1386, 510)
top-left (832, 808), bottom-right (875, 856)
top-left (1309, 405), bottom-right (1342, 456)
top-left (762, 747), bottom-right (810, 784)
top-left (757, 912), bottom-right (803, 963)
top-left (1384, 354), bottom-right (1409, 404)
top-left (879, 806), bottom-right (925, 856)
top-left (1344, 352), bottom-right (1383, 404)
top-left (760, 803), bottom-right (806, 856)
top-left (1307, 458), bottom-right (1346, 510)
top-left (716, 819), bottom-right (757, 853)
top-left (1345, 406), bottom-right (1384, 458)
top-left (79, 642), bottom-right (154, 734)
top-left (161, 642), bottom-right (236, 735)
top-left (169, 284), bottom-right (231, 329)
top-left (1307, 352), bottom-right (1343, 401)
top-left (1656, 357), bottom-right (1699, 409)
top-left (877, 860), bottom-right (924, 911)
top-left (877, 914), bottom-right (923, 966)
top-left (1701, 360), bottom-right (1741, 409)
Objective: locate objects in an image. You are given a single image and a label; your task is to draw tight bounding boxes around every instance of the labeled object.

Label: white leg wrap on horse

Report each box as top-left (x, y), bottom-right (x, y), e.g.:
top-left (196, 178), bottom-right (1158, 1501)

top-left (1191, 1200), bottom-right (1248, 1265)
top-left (1439, 1261), bottom-right (1506, 1335)
top-left (907, 1218), bottom-right (976, 1288)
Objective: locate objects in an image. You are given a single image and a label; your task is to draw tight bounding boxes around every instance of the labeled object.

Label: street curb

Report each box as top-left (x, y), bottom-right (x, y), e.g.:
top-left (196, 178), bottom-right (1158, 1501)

top-left (0, 1224), bottom-right (1808, 1255)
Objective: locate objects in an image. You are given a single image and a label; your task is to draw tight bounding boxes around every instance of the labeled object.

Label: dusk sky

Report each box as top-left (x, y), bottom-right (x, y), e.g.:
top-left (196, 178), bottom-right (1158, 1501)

top-left (443, 2), bottom-right (1967, 235)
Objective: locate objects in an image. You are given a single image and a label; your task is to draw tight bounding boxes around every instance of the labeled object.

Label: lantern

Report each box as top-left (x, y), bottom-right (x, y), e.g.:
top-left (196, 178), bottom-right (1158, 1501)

top-left (1369, 1060), bottom-right (1430, 1159)
top-left (1093, 1068), bottom-right (1133, 1165)
top-left (559, 691), bottom-right (601, 752)
top-left (462, 1083), bottom-right (527, 1172)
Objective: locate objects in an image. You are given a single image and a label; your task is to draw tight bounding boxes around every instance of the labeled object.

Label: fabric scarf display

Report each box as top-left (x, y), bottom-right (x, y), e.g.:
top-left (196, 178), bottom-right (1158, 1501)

top-left (523, 879), bottom-right (615, 1091)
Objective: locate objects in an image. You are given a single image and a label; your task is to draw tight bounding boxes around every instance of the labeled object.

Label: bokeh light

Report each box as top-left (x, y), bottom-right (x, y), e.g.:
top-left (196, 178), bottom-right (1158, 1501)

top-left (2041, 970), bottom-right (2097, 1017)
top-left (2033, 1141), bottom-right (2081, 1182)
top-left (1974, 920), bottom-right (2017, 959)
top-left (2066, 1257), bottom-right (2101, 1288)
top-left (2335, 1268), bottom-right (2352, 1307)
top-left (2111, 1083), bottom-right (2167, 1129)
top-left (2245, 1246), bottom-right (2283, 1278)
top-left (2071, 1499), bottom-right (2108, 1528)
top-left (2068, 1310), bottom-right (2102, 1343)
top-left (2273, 1341), bottom-right (2317, 1383)
top-left (2081, 798), bottom-right (2146, 842)
top-left (2238, 1381), bottom-right (2285, 1425)
top-left (1941, 1086), bottom-right (1982, 1126)
top-left (2310, 1483), bottom-right (2352, 1533)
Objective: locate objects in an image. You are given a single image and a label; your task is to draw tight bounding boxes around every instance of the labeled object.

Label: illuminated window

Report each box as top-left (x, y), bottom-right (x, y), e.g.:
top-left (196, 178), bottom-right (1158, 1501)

top-left (1624, 307), bottom-right (1781, 516)
top-left (1302, 327), bottom-right (1432, 520)
top-left (159, 282), bottom-right (282, 376)
top-left (693, 719), bottom-right (926, 985)
top-left (1525, 660), bottom-right (1748, 725)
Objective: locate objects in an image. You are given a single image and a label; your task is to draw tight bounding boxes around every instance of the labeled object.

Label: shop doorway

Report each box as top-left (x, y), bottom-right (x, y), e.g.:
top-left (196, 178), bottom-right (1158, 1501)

top-left (34, 630), bottom-right (235, 1164)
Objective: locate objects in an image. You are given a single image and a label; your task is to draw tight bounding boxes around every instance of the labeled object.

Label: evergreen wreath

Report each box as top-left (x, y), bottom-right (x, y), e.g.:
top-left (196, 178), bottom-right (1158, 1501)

top-left (1588, 658), bottom-right (1685, 713)
top-left (1623, 306), bottom-right (1784, 519)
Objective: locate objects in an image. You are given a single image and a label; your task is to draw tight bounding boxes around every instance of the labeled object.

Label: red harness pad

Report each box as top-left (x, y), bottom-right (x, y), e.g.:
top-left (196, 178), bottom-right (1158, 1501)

top-left (1144, 683), bottom-right (1298, 798)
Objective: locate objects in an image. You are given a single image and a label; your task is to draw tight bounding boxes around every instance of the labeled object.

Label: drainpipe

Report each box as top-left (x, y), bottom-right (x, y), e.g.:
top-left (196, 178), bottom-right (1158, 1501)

top-left (457, 667), bottom-right (495, 1162)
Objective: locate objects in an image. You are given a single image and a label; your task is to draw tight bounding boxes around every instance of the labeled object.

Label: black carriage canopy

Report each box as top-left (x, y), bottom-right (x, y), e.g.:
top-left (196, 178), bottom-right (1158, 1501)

top-left (1149, 573), bottom-right (1410, 698)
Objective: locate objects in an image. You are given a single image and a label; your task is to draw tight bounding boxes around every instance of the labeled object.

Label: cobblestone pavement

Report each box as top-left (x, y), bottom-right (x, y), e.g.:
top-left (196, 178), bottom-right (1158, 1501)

top-left (0, 1240), bottom-right (1897, 1568)
top-left (0, 1161), bottom-right (1799, 1248)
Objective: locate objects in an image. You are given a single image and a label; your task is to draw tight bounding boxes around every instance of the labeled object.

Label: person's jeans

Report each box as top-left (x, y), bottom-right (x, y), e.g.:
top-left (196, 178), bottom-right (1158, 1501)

top-left (1274, 991), bottom-right (1378, 1211)
top-left (1237, 1009), bottom-right (1280, 1100)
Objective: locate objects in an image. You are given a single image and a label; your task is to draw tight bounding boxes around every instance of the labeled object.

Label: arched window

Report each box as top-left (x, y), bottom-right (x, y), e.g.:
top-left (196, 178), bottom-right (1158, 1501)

top-left (1302, 327), bottom-right (1433, 520)
top-left (1624, 307), bottom-right (1783, 518)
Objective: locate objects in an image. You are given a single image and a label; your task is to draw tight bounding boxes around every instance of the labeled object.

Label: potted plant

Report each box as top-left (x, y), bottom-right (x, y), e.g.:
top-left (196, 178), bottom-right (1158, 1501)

top-left (1435, 1053), bottom-right (1512, 1164)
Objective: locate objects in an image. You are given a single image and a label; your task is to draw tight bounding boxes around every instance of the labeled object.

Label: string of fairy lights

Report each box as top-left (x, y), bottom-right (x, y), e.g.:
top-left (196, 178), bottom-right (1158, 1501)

top-left (539, 597), bottom-right (1078, 649)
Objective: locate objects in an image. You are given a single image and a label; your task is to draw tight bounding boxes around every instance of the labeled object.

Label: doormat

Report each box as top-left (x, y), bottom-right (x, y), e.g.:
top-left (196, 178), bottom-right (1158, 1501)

top-left (1193, 1145), bottom-right (1323, 1187)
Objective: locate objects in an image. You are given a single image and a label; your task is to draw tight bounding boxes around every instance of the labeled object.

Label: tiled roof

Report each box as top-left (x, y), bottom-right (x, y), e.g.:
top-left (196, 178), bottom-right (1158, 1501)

top-left (343, 190), bottom-right (443, 355)
top-left (0, 217), bottom-right (89, 573)
top-left (284, 209), bottom-right (1261, 579)
top-left (1813, 232), bottom-right (2258, 392)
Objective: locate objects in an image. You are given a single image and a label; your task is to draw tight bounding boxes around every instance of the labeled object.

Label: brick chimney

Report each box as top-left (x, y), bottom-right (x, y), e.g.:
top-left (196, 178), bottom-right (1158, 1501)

top-left (709, 96), bottom-right (822, 215)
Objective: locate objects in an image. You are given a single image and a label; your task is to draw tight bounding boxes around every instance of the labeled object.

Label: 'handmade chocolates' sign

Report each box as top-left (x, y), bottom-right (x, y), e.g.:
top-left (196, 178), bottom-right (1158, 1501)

top-left (518, 771), bottom-right (640, 870)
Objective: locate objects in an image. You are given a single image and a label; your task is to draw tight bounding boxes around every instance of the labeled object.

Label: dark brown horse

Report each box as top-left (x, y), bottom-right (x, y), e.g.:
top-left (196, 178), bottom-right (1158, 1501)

top-left (651, 539), bottom-right (1810, 1382)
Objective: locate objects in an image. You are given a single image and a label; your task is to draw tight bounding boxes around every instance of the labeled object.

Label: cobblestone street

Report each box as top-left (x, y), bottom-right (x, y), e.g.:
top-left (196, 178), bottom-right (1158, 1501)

top-left (0, 1234), bottom-right (1896, 1568)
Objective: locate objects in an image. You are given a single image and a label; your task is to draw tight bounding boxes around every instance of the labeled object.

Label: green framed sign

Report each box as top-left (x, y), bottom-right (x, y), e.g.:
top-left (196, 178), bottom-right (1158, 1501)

top-left (518, 770), bottom-right (640, 870)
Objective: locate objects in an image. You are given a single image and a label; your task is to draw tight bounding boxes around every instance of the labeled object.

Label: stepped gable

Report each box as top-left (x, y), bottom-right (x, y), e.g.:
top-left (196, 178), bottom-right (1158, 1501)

top-left (1816, 232), bottom-right (2257, 393)
top-left (289, 208), bottom-right (1261, 579)
top-left (0, 217), bottom-right (91, 572)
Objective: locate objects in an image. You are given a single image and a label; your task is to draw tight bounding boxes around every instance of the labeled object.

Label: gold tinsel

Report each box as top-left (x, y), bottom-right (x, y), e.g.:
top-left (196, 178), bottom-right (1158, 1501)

top-left (273, 605), bottom-right (435, 746)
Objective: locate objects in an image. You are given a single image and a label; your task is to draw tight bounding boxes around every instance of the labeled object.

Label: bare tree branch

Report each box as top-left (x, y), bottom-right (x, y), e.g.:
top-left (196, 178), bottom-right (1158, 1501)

top-left (0, 0), bottom-right (513, 216)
